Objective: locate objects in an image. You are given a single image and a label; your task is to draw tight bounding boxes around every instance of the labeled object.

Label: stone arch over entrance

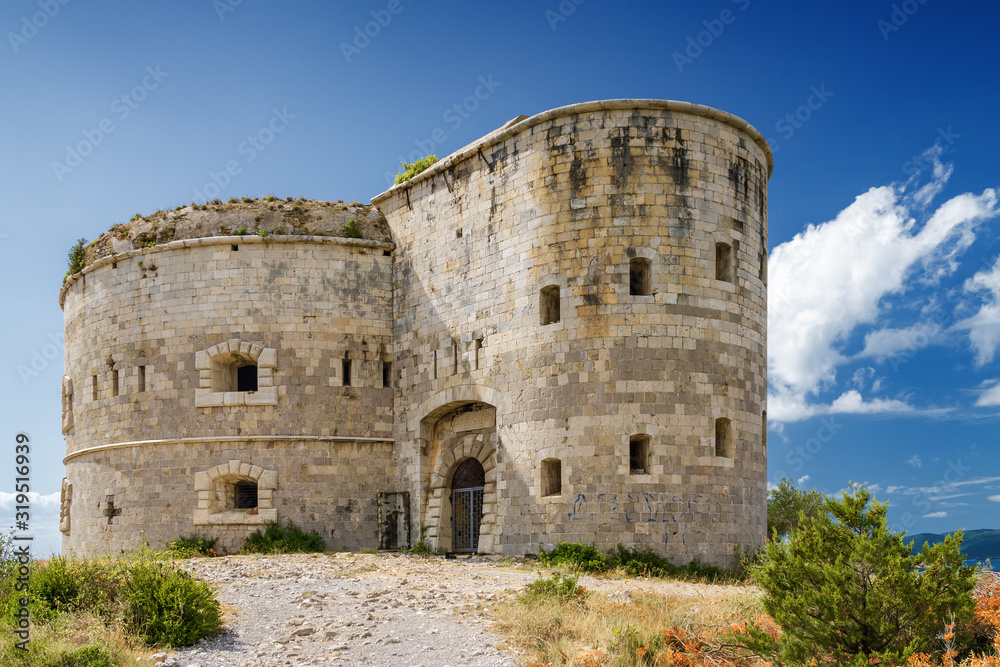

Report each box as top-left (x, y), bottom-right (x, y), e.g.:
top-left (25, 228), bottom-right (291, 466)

top-left (420, 399), bottom-right (498, 553)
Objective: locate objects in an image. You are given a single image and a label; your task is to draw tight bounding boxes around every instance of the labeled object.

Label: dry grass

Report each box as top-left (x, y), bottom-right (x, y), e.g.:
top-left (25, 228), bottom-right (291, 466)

top-left (492, 576), bottom-right (762, 666)
top-left (0, 612), bottom-right (150, 666)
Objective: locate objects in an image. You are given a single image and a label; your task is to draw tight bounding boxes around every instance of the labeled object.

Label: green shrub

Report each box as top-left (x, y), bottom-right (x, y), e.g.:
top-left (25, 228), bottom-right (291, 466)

top-left (65, 238), bottom-right (87, 281)
top-left (119, 559), bottom-right (221, 646)
top-left (409, 526), bottom-right (432, 556)
top-left (540, 542), bottom-right (608, 572)
top-left (740, 486), bottom-right (976, 666)
top-left (394, 155), bottom-right (438, 184)
top-left (241, 520), bottom-right (324, 554)
top-left (767, 476), bottom-right (825, 539)
top-left (538, 541), bottom-right (732, 581)
top-left (520, 572), bottom-right (586, 603)
top-left (341, 219), bottom-right (363, 239)
top-left (232, 225), bottom-right (248, 236)
top-left (50, 643), bottom-right (117, 667)
top-left (28, 556), bottom-right (221, 648)
top-left (165, 535), bottom-right (217, 559)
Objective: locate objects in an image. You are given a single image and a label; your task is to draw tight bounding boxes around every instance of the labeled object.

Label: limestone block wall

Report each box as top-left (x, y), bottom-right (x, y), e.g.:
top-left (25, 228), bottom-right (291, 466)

top-left (59, 235), bottom-right (397, 554)
top-left (374, 100), bottom-right (770, 565)
top-left (63, 438), bottom-right (394, 554)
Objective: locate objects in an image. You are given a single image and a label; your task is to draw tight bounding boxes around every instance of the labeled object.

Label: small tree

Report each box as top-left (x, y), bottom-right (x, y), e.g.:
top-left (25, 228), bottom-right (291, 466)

top-left (767, 476), bottom-right (825, 539)
top-left (742, 486), bottom-right (975, 666)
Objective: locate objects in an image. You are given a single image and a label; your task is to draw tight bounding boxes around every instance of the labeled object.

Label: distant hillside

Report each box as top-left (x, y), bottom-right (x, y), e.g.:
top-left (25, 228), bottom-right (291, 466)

top-left (907, 529), bottom-right (1000, 562)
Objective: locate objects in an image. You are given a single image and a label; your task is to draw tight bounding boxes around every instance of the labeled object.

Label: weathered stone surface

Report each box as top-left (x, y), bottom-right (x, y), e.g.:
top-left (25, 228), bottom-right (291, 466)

top-left (61, 100), bottom-right (768, 565)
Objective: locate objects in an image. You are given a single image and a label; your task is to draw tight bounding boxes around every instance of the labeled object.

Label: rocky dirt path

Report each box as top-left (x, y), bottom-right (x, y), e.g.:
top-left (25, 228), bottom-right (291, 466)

top-left (148, 553), bottom-right (747, 667)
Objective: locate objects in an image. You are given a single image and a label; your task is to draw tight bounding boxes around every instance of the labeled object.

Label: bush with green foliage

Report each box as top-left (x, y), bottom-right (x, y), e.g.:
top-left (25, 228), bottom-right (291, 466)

top-left (739, 486), bottom-right (976, 666)
top-left (520, 572), bottom-right (586, 603)
top-left (767, 476), bottom-right (825, 539)
top-left (341, 219), bottom-right (363, 239)
top-left (394, 155), bottom-right (438, 184)
top-left (539, 541), bottom-right (732, 581)
top-left (241, 520), bottom-right (325, 554)
top-left (28, 556), bottom-right (222, 648)
top-left (409, 525), bottom-right (432, 556)
top-left (165, 535), bottom-right (218, 559)
top-left (65, 238), bottom-right (87, 281)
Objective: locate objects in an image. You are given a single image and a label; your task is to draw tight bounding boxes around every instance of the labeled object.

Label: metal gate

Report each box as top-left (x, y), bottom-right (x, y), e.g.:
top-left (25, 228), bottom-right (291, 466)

top-left (452, 487), bottom-right (484, 553)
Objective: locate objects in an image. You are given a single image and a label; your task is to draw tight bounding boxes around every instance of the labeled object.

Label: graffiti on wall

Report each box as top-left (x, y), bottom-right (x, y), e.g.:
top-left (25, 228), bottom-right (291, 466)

top-left (568, 493), bottom-right (711, 545)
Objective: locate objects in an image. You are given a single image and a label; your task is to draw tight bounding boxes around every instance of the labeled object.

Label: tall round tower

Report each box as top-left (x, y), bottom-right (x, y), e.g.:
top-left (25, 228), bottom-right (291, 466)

top-left (372, 100), bottom-right (770, 565)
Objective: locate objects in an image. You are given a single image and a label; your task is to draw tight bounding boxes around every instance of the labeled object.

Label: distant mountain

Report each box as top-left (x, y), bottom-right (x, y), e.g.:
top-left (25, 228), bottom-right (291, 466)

top-left (907, 529), bottom-right (1000, 562)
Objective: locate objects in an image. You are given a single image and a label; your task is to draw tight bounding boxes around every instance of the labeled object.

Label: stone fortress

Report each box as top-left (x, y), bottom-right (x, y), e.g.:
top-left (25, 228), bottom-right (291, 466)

top-left (59, 99), bottom-right (771, 565)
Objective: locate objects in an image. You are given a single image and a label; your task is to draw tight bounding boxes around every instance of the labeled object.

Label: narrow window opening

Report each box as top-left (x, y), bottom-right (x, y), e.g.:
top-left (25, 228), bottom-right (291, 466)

top-left (231, 244), bottom-right (239, 251)
top-left (629, 257), bottom-right (651, 296)
top-left (234, 481), bottom-right (258, 509)
top-left (474, 338), bottom-right (483, 371)
top-left (456, 227), bottom-right (463, 238)
top-left (762, 410), bottom-right (767, 452)
top-left (542, 459), bottom-right (562, 497)
top-left (382, 360), bottom-right (392, 388)
top-left (237, 365), bottom-right (258, 392)
top-left (111, 370), bottom-right (119, 397)
top-left (137, 366), bottom-right (146, 393)
top-left (715, 417), bottom-right (733, 458)
top-left (453, 342), bottom-right (459, 375)
top-left (540, 285), bottom-right (560, 325)
top-left (433, 350), bottom-right (438, 380)
top-left (629, 435), bottom-right (650, 474)
top-left (715, 242), bottom-right (734, 283)
top-left (111, 261), bottom-right (118, 270)
top-left (342, 355), bottom-right (352, 386)
top-left (92, 375), bottom-right (98, 401)
top-left (382, 250), bottom-right (391, 257)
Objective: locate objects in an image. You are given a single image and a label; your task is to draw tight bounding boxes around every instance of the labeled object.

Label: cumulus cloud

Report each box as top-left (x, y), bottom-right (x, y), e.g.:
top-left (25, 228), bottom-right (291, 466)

top-left (907, 455), bottom-right (922, 468)
top-left (922, 511), bottom-right (948, 519)
top-left (0, 491), bottom-right (59, 509)
top-left (956, 256), bottom-right (1000, 366)
top-left (767, 153), bottom-right (999, 421)
top-left (770, 388), bottom-right (916, 422)
top-left (797, 475), bottom-right (811, 485)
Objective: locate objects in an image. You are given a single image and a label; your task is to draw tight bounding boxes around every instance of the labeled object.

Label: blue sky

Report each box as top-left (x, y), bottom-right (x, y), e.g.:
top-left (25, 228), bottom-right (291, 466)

top-left (2, 0), bottom-right (998, 555)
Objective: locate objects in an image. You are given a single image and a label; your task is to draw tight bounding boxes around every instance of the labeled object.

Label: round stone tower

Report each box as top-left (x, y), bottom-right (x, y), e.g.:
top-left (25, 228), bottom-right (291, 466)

top-left (59, 201), bottom-right (397, 554)
top-left (372, 100), bottom-right (770, 565)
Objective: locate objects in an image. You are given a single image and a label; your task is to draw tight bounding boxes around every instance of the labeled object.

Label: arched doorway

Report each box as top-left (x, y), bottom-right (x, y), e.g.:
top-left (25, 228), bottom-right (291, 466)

top-left (451, 458), bottom-right (485, 553)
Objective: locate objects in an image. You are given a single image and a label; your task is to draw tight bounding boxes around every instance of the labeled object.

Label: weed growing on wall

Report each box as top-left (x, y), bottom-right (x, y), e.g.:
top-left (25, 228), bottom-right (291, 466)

top-left (394, 155), bottom-right (438, 184)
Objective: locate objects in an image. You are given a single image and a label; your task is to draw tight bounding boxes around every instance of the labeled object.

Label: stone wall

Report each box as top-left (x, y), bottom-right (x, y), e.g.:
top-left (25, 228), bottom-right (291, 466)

top-left (374, 100), bottom-right (770, 565)
top-left (60, 235), bottom-right (398, 553)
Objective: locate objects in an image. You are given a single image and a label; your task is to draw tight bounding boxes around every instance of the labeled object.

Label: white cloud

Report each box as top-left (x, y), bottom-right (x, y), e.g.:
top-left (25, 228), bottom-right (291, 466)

top-left (988, 494), bottom-right (1000, 502)
top-left (769, 388), bottom-right (916, 423)
top-left (922, 511), bottom-right (948, 518)
top-left (976, 380), bottom-right (1000, 407)
top-left (0, 491), bottom-right (59, 509)
top-left (797, 475), bottom-right (811, 486)
top-left (859, 322), bottom-right (943, 361)
top-left (767, 155), bottom-right (999, 422)
top-left (956, 256), bottom-right (1000, 366)
top-left (907, 455), bottom-right (922, 468)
